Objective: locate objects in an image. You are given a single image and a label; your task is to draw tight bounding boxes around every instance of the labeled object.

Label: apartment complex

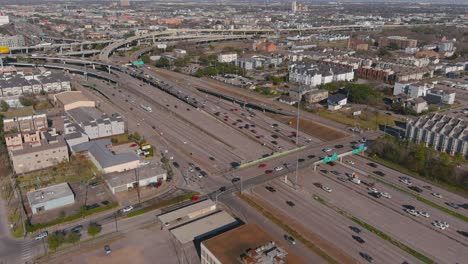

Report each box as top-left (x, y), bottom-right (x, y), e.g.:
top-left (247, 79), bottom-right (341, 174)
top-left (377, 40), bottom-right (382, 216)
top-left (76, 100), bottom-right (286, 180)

top-left (3, 114), bottom-right (48, 133)
top-left (0, 72), bottom-right (71, 98)
top-left (406, 114), bottom-right (468, 156)
top-left (379, 36), bottom-right (418, 49)
top-left (218, 53), bottom-right (238, 63)
top-left (0, 35), bottom-right (25, 48)
top-left (289, 62), bottom-right (354, 87)
top-left (8, 132), bottom-right (69, 174)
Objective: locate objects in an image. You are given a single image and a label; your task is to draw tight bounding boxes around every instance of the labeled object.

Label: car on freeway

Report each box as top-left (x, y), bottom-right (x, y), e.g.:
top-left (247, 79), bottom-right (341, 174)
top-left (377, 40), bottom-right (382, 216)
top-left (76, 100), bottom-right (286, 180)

top-left (431, 192), bottom-right (442, 198)
top-left (374, 171), bottom-right (385, 177)
top-left (265, 170), bottom-right (273, 174)
top-left (400, 179), bottom-right (412, 185)
top-left (352, 235), bottom-right (365, 244)
top-left (265, 186), bottom-right (276, 192)
top-left (349, 226), bottom-right (361, 233)
top-left (369, 192), bottom-right (382, 198)
top-left (104, 245), bottom-right (111, 255)
top-left (320, 170), bottom-right (328, 174)
top-left (367, 162), bottom-right (378, 168)
top-left (457, 231), bottom-right (468, 237)
top-left (275, 166), bottom-right (284, 171)
top-left (284, 235), bottom-right (296, 245)
top-left (380, 192), bottom-right (391, 199)
top-left (191, 196), bottom-right (201, 202)
top-left (360, 252), bottom-right (374, 263)
top-left (418, 211), bottom-right (430, 218)
top-left (423, 185), bottom-right (432, 190)
top-left (258, 164), bottom-right (267, 168)
top-left (122, 206), bottom-right (133, 213)
top-left (335, 144), bottom-right (344, 149)
top-left (71, 225), bottom-right (83, 234)
top-left (323, 148), bottom-right (333, 152)
top-left (313, 182), bottom-right (323, 188)
top-left (232, 177), bottom-right (240, 183)
top-left (346, 160), bottom-right (355, 165)
top-left (446, 202), bottom-right (459, 209)
top-left (408, 186), bottom-right (423, 193)
top-left (322, 186), bottom-right (332, 193)
top-left (404, 209), bottom-right (419, 216)
top-left (172, 162), bottom-right (180, 168)
top-left (367, 187), bottom-right (378, 193)
top-left (432, 221), bottom-right (448, 230)
top-left (286, 201), bottom-right (295, 207)
top-left (330, 170), bottom-right (340, 175)
top-left (338, 177), bottom-right (348, 182)
top-left (307, 155), bottom-right (316, 159)
top-left (35, 231), bottom-right (48, 240)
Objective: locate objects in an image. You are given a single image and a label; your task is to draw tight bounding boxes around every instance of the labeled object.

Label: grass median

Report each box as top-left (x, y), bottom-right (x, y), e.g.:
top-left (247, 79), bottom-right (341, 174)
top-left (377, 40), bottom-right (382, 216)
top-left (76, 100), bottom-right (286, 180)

top-left (319, 195), bottom-right (434, 264)
top-left (125, 192), bottom-right (198, 218)
top-left (238, 193), bottom-right (339, 264)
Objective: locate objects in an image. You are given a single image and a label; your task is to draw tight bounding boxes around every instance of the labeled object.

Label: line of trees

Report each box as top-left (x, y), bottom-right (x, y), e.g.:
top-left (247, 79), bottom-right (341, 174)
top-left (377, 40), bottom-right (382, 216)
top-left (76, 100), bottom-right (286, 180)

top-left (368, 136), bottom-right (467, 191)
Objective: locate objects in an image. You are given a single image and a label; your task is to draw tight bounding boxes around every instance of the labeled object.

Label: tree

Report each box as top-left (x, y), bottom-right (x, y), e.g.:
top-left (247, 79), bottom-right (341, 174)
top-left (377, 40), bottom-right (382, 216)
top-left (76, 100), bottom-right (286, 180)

top-left (19, 96), bottom-right (34, 107)
top-left (87, 223), bottom-right (102, 237)
top-left (47, 232), bottom-right (65, 251)
top-left (387, 42), bottom-right (399, 50)
top-left (0, 100), bottom-right (8, 112)
top-left (66, 232), bottom-right (81, 244)
top-left (378, 48), bottom-right (390, 57)
top-left (155, 57), bottom-right (170, 68)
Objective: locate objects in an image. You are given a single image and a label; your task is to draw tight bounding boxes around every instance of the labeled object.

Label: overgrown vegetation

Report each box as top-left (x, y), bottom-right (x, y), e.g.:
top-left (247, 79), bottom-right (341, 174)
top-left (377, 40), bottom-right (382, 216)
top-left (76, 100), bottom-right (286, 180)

top-left (125, 192), bottom-right (199, 218)
top-left (368, 136), bottom-right (467, 191)
top-left (87, 223), bottom-right (102, 237)
top-left (194, 62), bottom-right (244, 77)
top-left (344, 83), bottom-right (382, 105)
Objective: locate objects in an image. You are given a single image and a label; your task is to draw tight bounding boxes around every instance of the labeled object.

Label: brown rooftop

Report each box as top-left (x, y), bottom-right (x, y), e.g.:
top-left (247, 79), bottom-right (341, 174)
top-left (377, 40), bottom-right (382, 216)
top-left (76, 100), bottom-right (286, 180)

top-left (202, 223), bottom-right (305, 264)
top-left (54, 91), bottom-right (92, 105)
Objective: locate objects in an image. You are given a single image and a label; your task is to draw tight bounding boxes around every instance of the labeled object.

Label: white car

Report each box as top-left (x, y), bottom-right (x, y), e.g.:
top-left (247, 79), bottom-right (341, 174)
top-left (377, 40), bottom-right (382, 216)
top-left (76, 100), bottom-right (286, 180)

top-left (431, 193), bottom-right (442, 199)
top-left (380, 192), bottom-right (391, 199)
top-left (418, 211), bottom-right (430, 218)
top-left (323, 148), bottom-right (333, 152)
top-left (122, 206), bottom-right (134, 213)
top-left (34, 231), bottom-right (48, 240)
top-left (346, 160), bottom-right (355, 165)
top-left (367, 187), bottom-right (378, 193)
top-left (322, 186), bottom-right (332, 193)
top-left (405, 209), bottom-right (419, 216)
top-left (432, 221), bottom-right (446, 230)
top-left (400, 179), bottom-right (412, 185)
top-left (275, 166), bottom-right (284, 171)
top-left (139, 161), bottom-right (150, 166)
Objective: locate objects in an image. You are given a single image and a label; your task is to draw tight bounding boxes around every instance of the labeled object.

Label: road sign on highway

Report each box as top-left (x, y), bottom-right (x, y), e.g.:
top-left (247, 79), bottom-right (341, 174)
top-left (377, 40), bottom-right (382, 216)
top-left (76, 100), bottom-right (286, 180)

top-left (331, 153), bottom-right (338, 161)
top-left (0, 46), bottom-right (9, 54)
top-left (133, 60), bottom-right (144, 66)
top-left (323, 156), bottom-right (331, 164)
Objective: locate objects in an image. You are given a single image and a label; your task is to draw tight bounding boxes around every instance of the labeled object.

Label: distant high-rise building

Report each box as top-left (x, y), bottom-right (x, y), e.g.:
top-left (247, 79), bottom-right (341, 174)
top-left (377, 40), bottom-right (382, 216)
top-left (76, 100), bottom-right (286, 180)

top-left (292, 1), bottom-right (297, 13)
top-left (121, 0), bottom-right (130, 7)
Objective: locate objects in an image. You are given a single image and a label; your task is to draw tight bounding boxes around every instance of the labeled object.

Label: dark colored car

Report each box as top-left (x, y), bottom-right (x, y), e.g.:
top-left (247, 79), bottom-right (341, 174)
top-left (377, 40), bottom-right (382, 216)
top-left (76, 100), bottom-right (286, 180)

top-left (232, 177), bottom-right (240, 183)
top-left (446, 202), bottom-right (460, 209)
top-left (104, 245), bottom-right (111, 255)
top-left (71, 225), bottom-right (83, 233)
top-left (335, 144), bottom-right (344, 149)
top-left (349, 226), bottom-right (361, 233)
top-left (298, 158), bottom-right (305, 162)
top-left (360, 252), bottom-right (374, 263)
top-left (367, 162), bottom-right (378, 168)
top-left (219, 186), bottom-right (227, 192)
top-left (89, 182), bottom-right (99, 188)
top-left (101, 200), bottom-right (110, 206)
top-left (313, 182), bottom-right (323, 188)
top-left (369, 192), bottom-right (382, 198)
top-left (352, 235), bottom-right (365, 244)
top-left (422, 185), bottom-right (432, 190)
top-left (307, 155), bottom-right (316, 159)
top-left (265, 186), bottom-right (276, 192)
top-left (320, 170), bottom-right (329, 174)
top-left (172, 162), bottom-right (180, 168)
top-left (374, 171), bottom-right (385, 177)
top-left (265, 170), bottom-right (273, 174)
top-left (286, 201), bottom-right (295, 207)
top-left (209, 156), bottom-right (215, 161)
top-left (408, 186), bottom-right (423, 193)
top-left (331, 171), bottom-right (340, 175)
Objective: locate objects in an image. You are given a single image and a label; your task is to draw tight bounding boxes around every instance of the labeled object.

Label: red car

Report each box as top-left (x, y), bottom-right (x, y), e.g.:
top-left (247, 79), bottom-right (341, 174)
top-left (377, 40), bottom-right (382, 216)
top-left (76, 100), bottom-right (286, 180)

top-left (191, 196), bottom-right (200, 202)
top-left (265, 170), bottom-right (273, 174)
top-left (129, 143), bottom-right (138, 148)
top-left (258, 164), bottom-right (267, 168)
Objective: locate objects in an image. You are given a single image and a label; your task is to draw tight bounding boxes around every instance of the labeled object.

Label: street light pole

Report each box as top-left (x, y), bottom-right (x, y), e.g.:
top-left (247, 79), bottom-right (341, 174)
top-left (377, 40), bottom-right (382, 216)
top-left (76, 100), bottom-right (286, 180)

top-left (114, 212), bottom-right (118, 232)
top-left (294, 91), bottom-right (301, 187)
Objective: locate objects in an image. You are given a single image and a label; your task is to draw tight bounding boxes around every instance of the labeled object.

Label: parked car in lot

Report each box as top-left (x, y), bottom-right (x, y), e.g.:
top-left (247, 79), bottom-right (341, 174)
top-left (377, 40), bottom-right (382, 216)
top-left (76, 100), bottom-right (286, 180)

top-left (323, 148), bottom-right (333, 152)
top-left (172, 162), bottom-right (180, 168)
top-left (35, 231), bottom-right (48, 240)
top-left (122, 206), bottom-right (133, 213)
top-left (335, 144), bottom-right (344, 149)
top-left (104, 245), bottom-right (111, 255)
top-left (232, 177), bottom-right (240, 183)
top-left (307, 155), bottom-right (316, 159)
top-left (322, 186), bottom-right (332, 193)
top-left (352, 235), bottom-right (365, 244)
top-left (286, 201), bottom-right (295, 207)
top-left (314, 182), bottom-right (323, 188)
top-left (284, 235), bottom-right (296, 245)
top-left (346, 160), bottom-right (355, 165)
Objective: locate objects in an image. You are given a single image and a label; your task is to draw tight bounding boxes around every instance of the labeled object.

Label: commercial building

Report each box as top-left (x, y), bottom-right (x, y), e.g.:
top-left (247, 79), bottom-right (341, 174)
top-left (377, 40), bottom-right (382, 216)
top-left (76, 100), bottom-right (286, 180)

top-left (200, 223), bottom-right (304, 264)
top-left (26, 182), bottom-right (75, 214)
top-left (9, 132), bottom-right (69, 174)
top-left (393, 82), bottom-right (431, 99)
top-left (67, 107), bottom-right (125, 140)
top-left (406, 114), bottom-right (468, 156)
top-left (304, 89), bottom-right (329, 104)
top-left (158, 199), bottom-right (217, 228)
top-left (379, 36), bottom-right (418, 49)
top-left (289, 62), bottom-right (354, 88)
top-left (426, 90), bottom-right (456, 105)
top-left (104, 164), bottom-right (167, 194)
top-left (3, 114), bottom-right (48, 133)
top-left (218, 53), bottom-right (238, 63)
top-left (0, 13), bottom-right (9, 26)
top-left (0, 35), bottom-right (25, 48)
top-left (54, 91), bottom-right (95, 111)
top-left (71, 139), bottom-right (139, 174)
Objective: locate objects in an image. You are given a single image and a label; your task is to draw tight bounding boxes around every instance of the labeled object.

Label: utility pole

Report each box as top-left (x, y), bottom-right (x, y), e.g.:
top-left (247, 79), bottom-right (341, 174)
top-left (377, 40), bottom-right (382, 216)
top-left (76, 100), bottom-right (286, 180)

top-left (134, 168), bottom-right (141, 205)
top-left (294, 91), bottom-right (301, 186)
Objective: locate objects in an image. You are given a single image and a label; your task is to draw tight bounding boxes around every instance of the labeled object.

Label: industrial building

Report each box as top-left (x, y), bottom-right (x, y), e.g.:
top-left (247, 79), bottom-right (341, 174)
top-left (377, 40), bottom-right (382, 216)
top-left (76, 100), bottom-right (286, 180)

top-left (71, 139), bottom-right (140, 174)
top-left (104, 164), bottom-right (167, 194)
top-left (26, 182), bottom-right (75, 214)
top-left (406, 114), bottom-right (468, 156)
top-left (54, 91), bottom-right (95, 111)
top-left (158, 199), bottom-right (217, 227)
top-left (200, 223), bottom-right (304, 264)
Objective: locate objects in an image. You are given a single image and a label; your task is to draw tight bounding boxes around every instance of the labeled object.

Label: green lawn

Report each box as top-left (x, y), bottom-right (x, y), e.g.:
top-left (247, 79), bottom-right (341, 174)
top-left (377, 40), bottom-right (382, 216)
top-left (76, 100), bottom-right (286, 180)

top-left (317, 109), bottom-right (397, 130)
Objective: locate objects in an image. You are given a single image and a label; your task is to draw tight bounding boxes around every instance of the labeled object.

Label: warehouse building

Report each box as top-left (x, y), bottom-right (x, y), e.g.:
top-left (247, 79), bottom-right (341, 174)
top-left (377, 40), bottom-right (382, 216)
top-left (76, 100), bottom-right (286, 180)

top-left (158, 199), bottom-right (217, 228)
top-left (104, 164), bottom-right (167, 194)
top-left (27, 183), bottom-right (75, 214)
top-left (54, 91), bottom-right (95, 111)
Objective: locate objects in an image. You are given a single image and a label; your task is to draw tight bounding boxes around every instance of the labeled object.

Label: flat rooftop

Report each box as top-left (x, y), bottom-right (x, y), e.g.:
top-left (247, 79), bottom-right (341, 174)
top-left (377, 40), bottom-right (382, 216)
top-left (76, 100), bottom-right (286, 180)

top-left (170, 211), bottom-right (237, 244)
top-left (158, 199), bottom-right (216, 225)
top-left (26, 182), bottom-right (74, 206)
top-left (202, 223), bottom-right (306, 264)
top-left (104, 163), bottom-right (166, 188)
top-left (67, 107), bottom-right (104, 124)
top-left (54, 91), bottom-right (93, 106)
top-left (71, 139), bottom-right (139, 168)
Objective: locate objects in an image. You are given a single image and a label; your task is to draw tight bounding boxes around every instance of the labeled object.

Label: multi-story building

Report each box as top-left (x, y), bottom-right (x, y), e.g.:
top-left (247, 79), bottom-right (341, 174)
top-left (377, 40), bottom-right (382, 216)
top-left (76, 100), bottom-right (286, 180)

top-left (0, 13), bottom-right (9, 26)
top-left (217, 53), bottom-right (238, 63)
top-left (426, 89), bottom-right (456, 105)
top-left (289, 62), bottom-right (354, 87)
top-left (406, 114), bottom-right (468, 156)
top-left (3, 114), bottom-right (48, 133)
top-left (67, 107), bottom-right (125, 140)
top-left (0, 35), bottom-right (25, 48)
top-left (379, 36), bottom-right (418, 49)
top-left (0, 73), bottom-right (71, 98)
top-left (8, 132), bottom-right (69, 174)
top-left (393, 82), bottom-right (432, 98)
